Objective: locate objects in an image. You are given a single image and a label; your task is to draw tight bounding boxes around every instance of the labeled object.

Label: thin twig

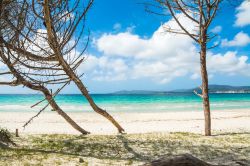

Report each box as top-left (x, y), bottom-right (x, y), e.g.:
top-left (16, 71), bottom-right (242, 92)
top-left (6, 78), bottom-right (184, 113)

top-left (194, 90), bottom-right (203, 98)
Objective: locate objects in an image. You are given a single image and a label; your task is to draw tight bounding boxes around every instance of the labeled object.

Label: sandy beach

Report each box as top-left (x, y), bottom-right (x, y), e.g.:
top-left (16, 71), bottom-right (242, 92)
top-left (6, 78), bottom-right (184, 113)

top-left (1, 110), bottom-right (249, 135)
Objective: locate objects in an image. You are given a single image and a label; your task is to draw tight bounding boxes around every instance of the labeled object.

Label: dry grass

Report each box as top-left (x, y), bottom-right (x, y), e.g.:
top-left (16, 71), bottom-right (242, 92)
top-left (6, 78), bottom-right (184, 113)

top-left (0, 132), bottom-right (249, 165)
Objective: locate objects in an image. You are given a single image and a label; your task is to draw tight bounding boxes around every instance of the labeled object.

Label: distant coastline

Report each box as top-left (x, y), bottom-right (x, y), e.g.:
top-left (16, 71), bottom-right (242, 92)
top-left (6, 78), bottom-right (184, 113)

top-left (111, 84), bottom-right (250, 94)
top-left (1, 85), bottom-right (250, 95)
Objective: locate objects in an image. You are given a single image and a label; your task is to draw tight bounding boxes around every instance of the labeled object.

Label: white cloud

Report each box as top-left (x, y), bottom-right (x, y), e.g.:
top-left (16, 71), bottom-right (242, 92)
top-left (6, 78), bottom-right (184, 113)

top-left (97, 14), bottom-right (196, 60)
top-left (0, 61), bottom-right (5, 70)
top-left (235, 0), bottom-right (250, 27)
top-left (113, 23), bottom-right (121, 31)
top-left (207, 51), bottom-right (250, 76)
top-left (80, 55), bottom-right (99, 72)
top-left (0, 61), bottom-right (8, 74)
top-left (190, 73), bottom-right (200, 80)
top-left (210, 26), bottom-right (222, 33)
top-left (221, 31), bottom-right (250, 47)
top-left (78, 14), bottom-right (250, 83)
top-left (96, 32), bottom-right (149, 58)
top-left (79, 55), bottom-right (129, 81)
top-left (0, 61), bottom-right (12, 83)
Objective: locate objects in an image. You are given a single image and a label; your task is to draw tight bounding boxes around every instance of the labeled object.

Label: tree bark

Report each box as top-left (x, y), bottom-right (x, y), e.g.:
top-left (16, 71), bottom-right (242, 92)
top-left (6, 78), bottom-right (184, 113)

top-left (200, 29), bottom-right (211, 136)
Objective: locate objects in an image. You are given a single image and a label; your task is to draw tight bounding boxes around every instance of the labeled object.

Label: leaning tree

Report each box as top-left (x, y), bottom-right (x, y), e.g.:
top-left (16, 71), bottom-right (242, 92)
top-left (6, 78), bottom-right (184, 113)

top-left (0, 0), bottom-right (124, 133)
top-left (147, 0), bottom-right (222, 136)
top-left (0, 0), bottom-right (89, 134)
top-left (30, 0), bottom-right (125, 133)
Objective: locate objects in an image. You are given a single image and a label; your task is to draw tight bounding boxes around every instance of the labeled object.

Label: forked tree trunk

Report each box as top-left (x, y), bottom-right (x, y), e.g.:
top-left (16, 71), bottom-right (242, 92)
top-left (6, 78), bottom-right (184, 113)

top-left (0, 52), bottom-right (89, 135)
top-left (43, 0), bottom-right (124, 133)
top-left (200, 30), bottom-right (211, 136)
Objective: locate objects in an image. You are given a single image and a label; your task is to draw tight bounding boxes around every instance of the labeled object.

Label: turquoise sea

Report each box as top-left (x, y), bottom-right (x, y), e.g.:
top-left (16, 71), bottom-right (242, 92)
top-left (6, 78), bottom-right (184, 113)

top-left (0, 93), bottom-right (250, 112)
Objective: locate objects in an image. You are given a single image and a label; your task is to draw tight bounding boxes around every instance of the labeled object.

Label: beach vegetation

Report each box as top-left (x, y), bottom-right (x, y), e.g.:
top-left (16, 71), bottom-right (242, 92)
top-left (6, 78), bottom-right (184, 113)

top-left (0, 128), bottom-right (14, 146)
top-left (0, 132), bottom-right (249, 165)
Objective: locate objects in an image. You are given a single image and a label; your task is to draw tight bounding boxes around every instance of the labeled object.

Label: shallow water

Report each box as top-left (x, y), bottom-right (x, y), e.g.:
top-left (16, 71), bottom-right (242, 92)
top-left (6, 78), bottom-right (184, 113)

top-left (0, 93), bottom-right (250, 112)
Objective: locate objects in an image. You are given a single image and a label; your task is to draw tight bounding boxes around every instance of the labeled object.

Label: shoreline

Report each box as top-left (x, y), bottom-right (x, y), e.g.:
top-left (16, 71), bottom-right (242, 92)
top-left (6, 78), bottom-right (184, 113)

top-left (0, 110), bottom-right (249, 135)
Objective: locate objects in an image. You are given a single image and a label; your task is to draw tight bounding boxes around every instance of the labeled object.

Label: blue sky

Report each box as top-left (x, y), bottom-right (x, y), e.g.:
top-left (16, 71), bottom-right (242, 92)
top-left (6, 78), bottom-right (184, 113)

top-left (0, 0), bottom-right (250, 94)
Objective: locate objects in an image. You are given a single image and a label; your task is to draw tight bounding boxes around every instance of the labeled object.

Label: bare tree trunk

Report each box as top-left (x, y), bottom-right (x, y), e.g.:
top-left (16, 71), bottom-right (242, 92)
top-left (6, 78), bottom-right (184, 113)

top-left (73, 76), bottom-right (125, 133)
top-left (59, 56), bottom-right (124, 133)
top-left (200, 30), bottom-right (211, 136)
top-left (43, 89), bottom-right (90, 135)
top-left (56, 54), bottom-right (125, 133)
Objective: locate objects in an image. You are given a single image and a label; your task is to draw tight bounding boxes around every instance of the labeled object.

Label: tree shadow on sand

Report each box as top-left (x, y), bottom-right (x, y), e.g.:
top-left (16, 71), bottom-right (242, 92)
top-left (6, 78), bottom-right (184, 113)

top-left (1, 133), bottom-right (249, 165)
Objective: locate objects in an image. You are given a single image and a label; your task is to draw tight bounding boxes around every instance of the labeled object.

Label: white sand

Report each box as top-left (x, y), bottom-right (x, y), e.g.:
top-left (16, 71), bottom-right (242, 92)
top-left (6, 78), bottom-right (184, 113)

top-left (0, 110), bottom-right (249, 135)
